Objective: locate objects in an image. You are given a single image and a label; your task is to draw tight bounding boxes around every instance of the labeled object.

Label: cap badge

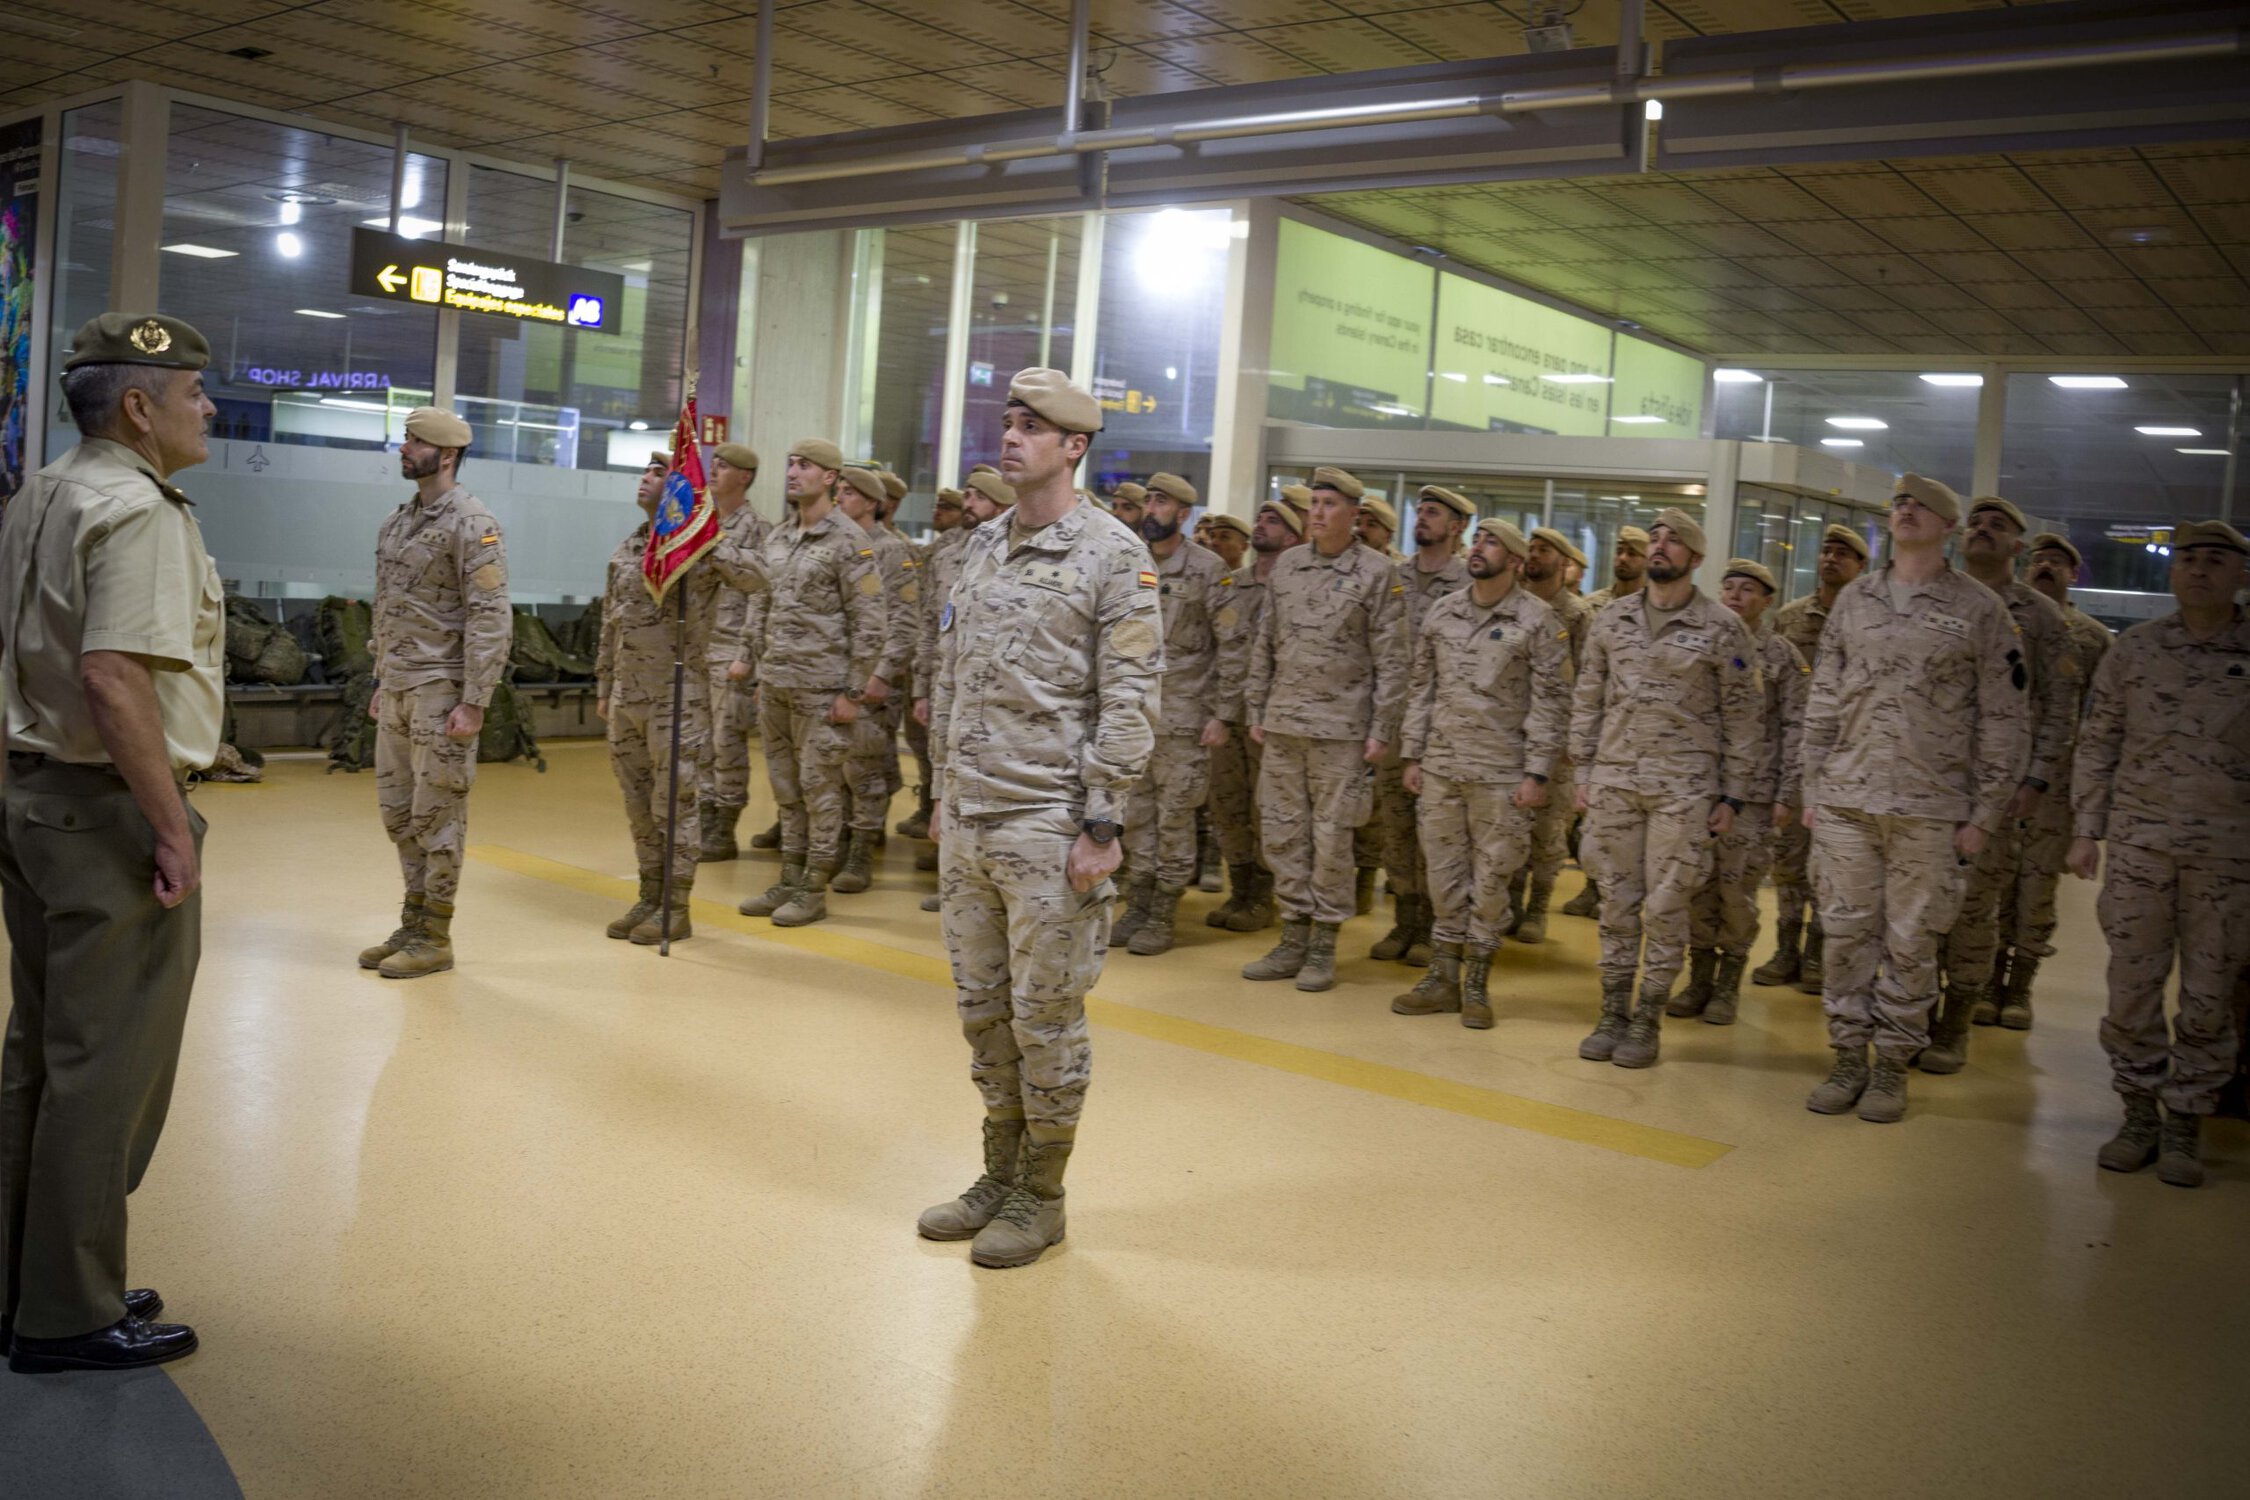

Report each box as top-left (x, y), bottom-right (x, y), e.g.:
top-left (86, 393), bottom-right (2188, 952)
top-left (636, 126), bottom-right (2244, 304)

top-left (130, 319), bottom-right (173, 354)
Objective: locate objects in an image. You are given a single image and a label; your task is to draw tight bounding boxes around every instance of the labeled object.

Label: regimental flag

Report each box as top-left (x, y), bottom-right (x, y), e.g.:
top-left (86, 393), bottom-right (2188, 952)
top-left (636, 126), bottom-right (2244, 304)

top-left (642, 387), bottom-right (719, 603)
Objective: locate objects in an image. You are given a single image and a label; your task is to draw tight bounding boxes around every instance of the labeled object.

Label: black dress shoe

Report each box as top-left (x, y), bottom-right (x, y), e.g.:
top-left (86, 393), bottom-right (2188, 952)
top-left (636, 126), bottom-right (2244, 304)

top-left (8, 1316), bottom-right (198, 1374)
top-left (3, 1289), bottom-right (162, 1346)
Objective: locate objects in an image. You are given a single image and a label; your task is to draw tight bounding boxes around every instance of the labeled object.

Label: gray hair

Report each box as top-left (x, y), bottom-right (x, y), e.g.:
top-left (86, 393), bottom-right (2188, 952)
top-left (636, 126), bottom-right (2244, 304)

top-left (60, 362), bottom-right (166, 436)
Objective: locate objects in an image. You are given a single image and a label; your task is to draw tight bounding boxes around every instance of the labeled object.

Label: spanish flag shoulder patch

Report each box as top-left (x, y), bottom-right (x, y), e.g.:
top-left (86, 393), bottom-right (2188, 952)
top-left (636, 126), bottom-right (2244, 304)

top-left (1138, 569), bottom-right (1159, 589)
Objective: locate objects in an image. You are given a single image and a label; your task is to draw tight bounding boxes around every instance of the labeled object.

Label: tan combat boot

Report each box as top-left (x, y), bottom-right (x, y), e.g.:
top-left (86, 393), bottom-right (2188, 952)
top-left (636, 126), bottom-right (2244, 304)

top-left (739, 859), bottom-right (805, 917)
top-left (1108, 875), bottom-right (1154, 950)
top-left (1704, 954), bottom-right (1748, 1025)
top-left (971, 1134), bottom-right (1071, 1268)
top-left (360, 893), bottom-right (426, 969)
top-left (1222, 865), bottom-right (1278, 933)
top-left (917, 1115), bottom-right (1025, 1239)
top-left (1666, 948), bottom-right (1719, 1018)
top-left (379, 899), bottom-right (455, 979)
top-left (1917, 986), bottom-right (1977, 1074)
top-left (1294, 921), bottom-right (1341, 993)
top-left (1998, 953), bottom-right (2038, 1030)
top-left (1858, 1054), bottom-right (1909, 1123)
top-left (1794, 926), bottom-right (1825, 995)
top-left (1401, 896), bottom-right (1433, 967)
top-left (1242, 917), bottom-right (1310, 981)
top-left (1806, 1045), bottom-right (1870, 1114)
top-left (696, 801), bottom-right (740, 862)
top-left (1391, 941), bottom-right (1462, 1015)
top-left (1502, 870), bottom-right (1528, 937)
top-left (1353, 867), bottom-right (1377, 917)
top-left (1561, 879), bottom-right (1600, 919)
top-left (608, 877), bottom-right (662, 939)
top-left (1458, 944), bottom-right (1497, 1030)
top-left (630, 880), bottom-right (693, 945)
top-left (1578, 978), bottom-right (1634, 1061)
top-left (1612, 987), bottom-right (1666, 1069)
top-left (2097, 1090), bottom-right (2161, 1173)
top-left (1512, 874), bottom-right (1554, 945)
top-left (1370, 894), bottom-right (1414, 961)
top-left (1752, 919), bottom-right (1801, 986)
top-left (829, 830), bottom-right (876, 894)
top-left (895, 786), bottom-right (932, 842)
top-left (2156, 1109), bottom-right (2204, 1188)
top-left (772, 867), bottom-right (830, 927)
top-left (1973, 948), bottom-right (2007, 1026)
top-left (1128, 885), bottom-right (1184, 956)
top-left (919, 891), bottom-right (941, 913)
top-left (1207, 863), bottom-right (1254, 929)
top-left (748, 819), bottom-right (783, 851)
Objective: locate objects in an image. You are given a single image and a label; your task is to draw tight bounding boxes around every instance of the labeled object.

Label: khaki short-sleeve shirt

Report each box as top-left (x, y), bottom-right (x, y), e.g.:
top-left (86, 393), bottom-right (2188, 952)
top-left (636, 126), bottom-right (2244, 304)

top-left (0, 438), bottom-right (224, 772)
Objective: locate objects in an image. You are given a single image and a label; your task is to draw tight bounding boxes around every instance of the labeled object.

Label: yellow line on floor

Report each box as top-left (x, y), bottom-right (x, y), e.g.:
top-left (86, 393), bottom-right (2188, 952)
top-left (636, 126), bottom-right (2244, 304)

top-left (468, 844), bottom-right (1732, 1170)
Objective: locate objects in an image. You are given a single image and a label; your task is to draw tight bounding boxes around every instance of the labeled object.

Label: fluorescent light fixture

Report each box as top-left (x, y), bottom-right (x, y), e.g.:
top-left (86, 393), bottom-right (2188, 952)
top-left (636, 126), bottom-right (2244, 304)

top-left (1826, 416), bottom-right (1888, 431)
top-left (162, 243), bottom-right (237, 259)
top-left (2049, 375), bottom-right (2128, 390)
top-left (1612, 415), bottom-right (1666, 424)
top-left (1482, 374), bottom-right (1509, 386)
top-left (1713, 368), bottom-right (1763, 384)
top-left (1643, 99), bottom-right (1664, 121)
top-left (275, 232), bottom-right (303, 258)
top-left (361, 215), bottom-right (445, 238)
top-left (1919, 373), bottom-right (1983, 388)
top-left (2136, 426), bottom-right (2201, 437)
top-left (1440, 372), bottom-right (1467, 383)
top-left (1821, 438), bottom-right (1865, 448)
top-left (2177, 447), bottom-right (2230, 456)
top-left (1542, 373), bottom-right (1611, 385)
top-left (294, 308), bottom-right (345, 319)
top-left (317, 398), bottom-right (392, 412)
top-left (628, 420), bottom-right (649, 431)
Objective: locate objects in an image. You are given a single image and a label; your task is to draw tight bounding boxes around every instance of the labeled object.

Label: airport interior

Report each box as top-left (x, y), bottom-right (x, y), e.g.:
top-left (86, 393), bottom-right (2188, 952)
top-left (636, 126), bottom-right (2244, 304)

top-left (1, 1), bottom-right (2248, 1495)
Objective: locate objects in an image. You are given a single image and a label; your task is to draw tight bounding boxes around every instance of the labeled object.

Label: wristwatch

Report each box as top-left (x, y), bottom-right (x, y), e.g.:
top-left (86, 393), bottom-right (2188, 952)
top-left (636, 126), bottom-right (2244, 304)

top-left (844, 685), bottom-right (865, 703)
top-left (1718, 795), bottom-right (1745, 814)
top-left (1526, 772), bottom-right (1549, 785)
top-left (1080, 819), bottom-right (1122, 845)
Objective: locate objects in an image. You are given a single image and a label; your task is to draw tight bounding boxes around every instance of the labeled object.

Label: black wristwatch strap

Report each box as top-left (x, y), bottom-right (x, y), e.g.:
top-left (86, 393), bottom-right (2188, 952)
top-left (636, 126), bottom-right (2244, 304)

top-left (1081, 819), bottom-right (1122, 844)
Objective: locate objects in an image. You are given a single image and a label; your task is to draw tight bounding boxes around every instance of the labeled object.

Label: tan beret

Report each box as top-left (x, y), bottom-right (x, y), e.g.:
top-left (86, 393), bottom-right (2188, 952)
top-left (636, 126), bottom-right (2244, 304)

top-left (2174, 518), bottom-right (2249, 555)
top-left (1007, 366), bottom-right (1103, 433)
top-left (1147, 472), bottom-right (1198, 506)
top-left (1473, 518), bottom-right (1529, 558)
top-left (839, 467), bottom-right (888, 504)
top-left (1257, 497), bottom-right (1307, 536)
top-left (2026, 530), bottom-right (2080, 567)
top-left (1416, 485), bottom-right (1476, 520)
top-left (1206, 512), bottom-right (1251, 539)
top-left (877, 470), bottom-right (907, 503)
top-left (1110, 482), bottom-right (1149, 505)
top-left (1895, 472), bottom-right (1962, 522)
top-left (934, 486), bottom-right (966, 508)
top-left (648, 450), bottom-right (673, 469)
top-left (1649, 507), bottom-right (1707, 556)
top-left (966, 471), bottom-right (1017, 509)
top-left (1724, 557), bottom-right (1778, 592)
top-left (1821, 523), bottom-right (1870, 560)
top-left (1968, 494), bottom-right (2028, 533)
top-left (713, 442), bottom-right (759, 472)
top-left (404, 406), bottom-right (472, 449)
top-left (1530, 526), bottom-right (1587, 568)
top-left (1277, 484), bottom-right (1312, 512)
top-left (1359, 497), bottom-right (1398, 533)
top-left (1309, 465), bottom-right (1364, 500)
top-left (1615, 525), bottom-right (1652, 553)
top-left (64, 312), bottom-right (210, 371)
top-left (792, 437), bottom-right (844, 473)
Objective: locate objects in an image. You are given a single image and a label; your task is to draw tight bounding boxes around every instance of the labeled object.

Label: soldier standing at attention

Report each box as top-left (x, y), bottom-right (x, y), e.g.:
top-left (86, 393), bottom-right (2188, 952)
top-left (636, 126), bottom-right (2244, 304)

top-left (1923, 495), bottom-right (2078, 1075)
top-left (920, 369), bottom-right (1160, 1269)
top-left (1800, 476), bottom-right (2027, 1123)
top-left (1393, 520), bottom-right (1570, 1028)
top-left (831, 466), bottom-right (916, 896)
top-left (1583, 526), bottom-right (1650, 613)
top-left (1205, 511), bottom-right (1249, 572)
top-left (1991, 531), bottom-right (2111, 1029)
top-left (913, 472), bottom-right (1016, 913)
top-left (0, 313), bottom-right (219, 1372)
top-left (1755, 524), bottom-right (1868, 993)
top-left (1511, 526), bottom-right (1591, 941)
top-left (1365, 485), bottom-right (1473, 967)
top-left (1203, 497), bottom-right (1303, 934)
top-left (1107, 482), bottom-right (1147, 534)
top-left (897, 485), bottom-right (966, 845)
top-left (361, 406), bottom-right (510, 979)
top-left (1571, 509), bottom-right (1762, 1069)
top-left (2069, 521), bottom-right (2250, 1187)
top-left (1355, 496), bottom-right (1404, 562)
top-left (737, 439), bottom-right (884, 927)
top-left (1671, 559), bottom-right (1807, 1026)
top-left (1242, 467), bottom-right (1408, 992)
top-left (696, 443), bottom-right (767, 863)
top-left (1113, 473), bottom-right (1223, 956)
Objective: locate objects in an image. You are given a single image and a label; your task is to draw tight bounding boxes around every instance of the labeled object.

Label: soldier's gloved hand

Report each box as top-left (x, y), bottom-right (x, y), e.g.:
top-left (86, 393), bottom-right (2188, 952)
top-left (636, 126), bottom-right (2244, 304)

top-left (1954, 822), bottom-right (1988, 861)
top-left (1199, 717), bottom-right (1228, 749)
top-left (445, 703), bottom-right (485, 743)
top-left (1513, 775), bottom-right (1545, 810)
top-left (1068, 831), bottom-right (1122, 894)
top-left (1362, 737), bottom-right (1387, 766)
top-left (2066, 836), bottom-right (2100, 881)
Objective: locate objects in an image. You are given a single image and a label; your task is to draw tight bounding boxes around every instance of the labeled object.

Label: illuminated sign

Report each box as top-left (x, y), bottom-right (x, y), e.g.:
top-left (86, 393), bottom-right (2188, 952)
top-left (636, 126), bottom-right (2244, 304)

top-left (239, 367), bottom-right (391, 390)
top-left (349, 228), bottom-right (624, 332)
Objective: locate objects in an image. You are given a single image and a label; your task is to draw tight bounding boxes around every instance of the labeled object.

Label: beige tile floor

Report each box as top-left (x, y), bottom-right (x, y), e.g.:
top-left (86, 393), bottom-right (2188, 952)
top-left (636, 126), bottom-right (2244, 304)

top-left (28, 741), bottom-right (2250, 1498)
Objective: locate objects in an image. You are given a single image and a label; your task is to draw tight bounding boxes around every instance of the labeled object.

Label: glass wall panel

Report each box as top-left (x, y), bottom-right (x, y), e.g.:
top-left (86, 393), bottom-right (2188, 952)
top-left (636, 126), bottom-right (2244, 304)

top-left (1998, 372), bottom-right (2245, 591)
top-left (860, 222), bottom-right (956, 510)
top-left (156, 105), bottom-right (445, 453)
top-left (1713, 368), bottom-right (1978, 485)
top-left (42, 100), bottom-right (123, 459)
top-left (1549, 484), bottom-right (1708, 594)
top-left (960, 216), bottom-right (1080, 504)
top-left (452, 167), bottom-right (692, 470)
top-left (1089, 208), bottom-right (1230, 497)
top-left (1730, 488), bottom-right (1884, 602)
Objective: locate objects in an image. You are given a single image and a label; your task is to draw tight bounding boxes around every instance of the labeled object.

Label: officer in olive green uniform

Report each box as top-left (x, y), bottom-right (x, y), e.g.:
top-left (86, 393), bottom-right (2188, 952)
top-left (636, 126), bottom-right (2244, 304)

top-left (697, 443), bottom-right (769, 861)
top-left (0, 313), bottom-right (220, 1371)
top-left (362, 406), bottom-right (511, 979)
top-left (1515, 526), bottom-right (1592, 941)
top-left (922, 370), bottom-right (1160, 1269)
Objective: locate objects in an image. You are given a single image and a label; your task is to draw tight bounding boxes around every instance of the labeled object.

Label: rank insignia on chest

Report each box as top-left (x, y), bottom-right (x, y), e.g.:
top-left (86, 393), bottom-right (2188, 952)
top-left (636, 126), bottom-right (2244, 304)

top-left (1138, 570), bottom-right (1159, 589)
top-left (1488, 628), bottom-right (1506, 641)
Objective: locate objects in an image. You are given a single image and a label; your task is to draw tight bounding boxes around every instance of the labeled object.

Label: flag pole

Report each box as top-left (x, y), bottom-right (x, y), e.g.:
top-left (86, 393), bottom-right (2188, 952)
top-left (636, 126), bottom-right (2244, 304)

top-left (657, 585), bottom-right (688, 958)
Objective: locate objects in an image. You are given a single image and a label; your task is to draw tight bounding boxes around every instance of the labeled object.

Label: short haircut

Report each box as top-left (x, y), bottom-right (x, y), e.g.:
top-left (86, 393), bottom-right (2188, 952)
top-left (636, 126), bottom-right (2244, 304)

top-left (60, 363), bottom-right (165, 436)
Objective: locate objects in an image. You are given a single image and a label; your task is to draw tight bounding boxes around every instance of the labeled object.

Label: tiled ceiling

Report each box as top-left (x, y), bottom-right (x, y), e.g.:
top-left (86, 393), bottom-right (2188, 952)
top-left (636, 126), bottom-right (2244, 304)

top-left (1307, 142), bottom-right (2250, 358)
top-left (2, 0), bottom-right (2046, 204)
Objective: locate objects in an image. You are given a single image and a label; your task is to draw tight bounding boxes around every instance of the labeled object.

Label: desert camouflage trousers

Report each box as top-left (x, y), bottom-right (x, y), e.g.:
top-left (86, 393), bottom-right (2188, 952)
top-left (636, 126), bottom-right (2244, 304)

top-left (2096, 841), bottom-right (2250, 1115)
top-left (1528, 758), bottom-right (1576, 885)
top-left (1768, 818), bottom-right (1818, 936)
top-left (1258, 733), bottom-right (1374, 925)
top-left (376, 682), bottom-right (477, 903)
top-left (1813, 808), bottom-right (1970, 1059)
top-left (1688, 808), bottom-right (1776, 958)
top-left (1352, 753), bottom-right (1423, 898)
top-left (608, 675), bottom-right (710, 886)
top-left (1581, 787), bottom-right (1715, 995)
top-left (1124, 733), bottom-right (1212, 889)
top-left (1207, 724), bottom-right (1265, 870)
top-left (2006, 786), bottom-right (2072, 960)
top-left (939, 805), bottom-right (1107, 1130)
top-left (758, 686), bottom-right (851, 873)
top-left (844, 696), bottom-right (905, 833)
top-left (1942, 814), bottom-right (2026, 991)
top-left (700, 669), bottom-right (757, 810)
top-left (1417, 773), bottom-right (1537, 948)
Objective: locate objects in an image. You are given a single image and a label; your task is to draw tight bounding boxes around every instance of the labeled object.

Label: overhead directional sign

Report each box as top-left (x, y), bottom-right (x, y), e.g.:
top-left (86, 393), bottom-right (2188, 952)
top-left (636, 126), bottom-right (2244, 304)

top-left (349, 228), bottom-right (624, 333)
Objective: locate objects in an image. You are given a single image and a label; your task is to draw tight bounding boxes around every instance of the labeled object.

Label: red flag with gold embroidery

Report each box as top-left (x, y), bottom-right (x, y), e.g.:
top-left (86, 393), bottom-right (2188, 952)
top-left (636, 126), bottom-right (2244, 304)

top-left (642, 388), bottom-right (718, 603)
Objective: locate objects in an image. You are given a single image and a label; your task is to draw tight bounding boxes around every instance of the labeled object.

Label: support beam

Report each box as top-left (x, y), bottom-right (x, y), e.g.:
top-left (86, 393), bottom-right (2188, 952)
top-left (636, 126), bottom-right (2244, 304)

top-left (747, 0), bottom-right (775, 175)
top-left (1062, 0), bottom-right (1090, 140)
top-left (936, 220), bottom-right (977, 488)
top-left (388, 122), bottom-right (409, 234)
top-left (550, 158), bottom-right (571, 261)
top-left (1972, 365), bottom-right (2007, 500)
top-left (109, 82), bottom-right (168, 313)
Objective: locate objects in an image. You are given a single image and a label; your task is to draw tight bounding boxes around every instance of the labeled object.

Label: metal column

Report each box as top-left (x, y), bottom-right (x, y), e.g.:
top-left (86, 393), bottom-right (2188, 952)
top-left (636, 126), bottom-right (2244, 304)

top-left (936, 220), bottom-right (977, 486)
top-left (109, 82), bottom-right (168, 312)
top-left (1971, 364), bottom-right (2007, 498)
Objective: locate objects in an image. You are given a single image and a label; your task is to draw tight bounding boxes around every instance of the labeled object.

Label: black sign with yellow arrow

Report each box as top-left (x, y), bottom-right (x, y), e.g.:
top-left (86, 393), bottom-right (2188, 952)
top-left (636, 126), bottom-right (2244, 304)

top-left (349, 228), bottom-right (625, 334)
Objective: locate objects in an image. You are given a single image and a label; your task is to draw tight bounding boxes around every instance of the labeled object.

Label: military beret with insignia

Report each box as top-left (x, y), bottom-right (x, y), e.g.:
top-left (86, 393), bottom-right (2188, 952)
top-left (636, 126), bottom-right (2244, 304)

top-left (714, 442), bottom-right (760, 472)
top-left (1007, 367), bottom-right (1103, 433)
top-left (404, 406), bottom-right (473, 449)
top-left (64, 312), bottom-right (211, 371)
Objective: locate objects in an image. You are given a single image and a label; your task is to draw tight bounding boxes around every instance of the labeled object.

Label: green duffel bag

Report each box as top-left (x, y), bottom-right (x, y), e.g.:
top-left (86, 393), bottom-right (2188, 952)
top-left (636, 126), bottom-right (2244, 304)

top-left (224, 597), bottom-right (309, 685)
top-left (315, 595), bottom-right (377, 681)
top-left (327, 670), bottom-right (379, 773)
top-left (477, 678), bottom-right (547, 771)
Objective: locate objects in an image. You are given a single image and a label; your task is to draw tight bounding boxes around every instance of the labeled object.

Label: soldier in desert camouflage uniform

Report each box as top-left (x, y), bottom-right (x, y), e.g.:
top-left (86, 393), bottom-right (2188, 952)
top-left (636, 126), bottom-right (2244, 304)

top-left (896, 484), bottom-right (967, 845)
top-left (1393, 520), bottom-right (1570, 1029)
top-left (2070, 520), bottom-right (2250, 1189)
top-left (920, 370), bottom-right (1160, 1269)
top-left (831, 466), bottom-right (917, 895)
top-left (1756, 523), bottom-right (1868, 993)
top-left (1204, 511), bottom-right (1249, 572)
top-left (913, 473), bottom-right (1016, 912)
top-left (1800, 475), bottom-right (2028, 1124)
top-left (1570, 509), bottom-right (1762, 1070)
top-left (1670, 558), bottom-right (1807, 1027)
top-left (1107, 481), bottom-right (1147, 534)
top-left (1582, 526), bottom-right (1650, 614)
top-left (1203, 496), bottom-right (1304, 935)
top-left (696, 443), bottom-right (768, 863)
top-left (363, 406), bottom-right (511, 980)
top-left (1512, 526), bottom-right (1591, 943)
top-left (1242, 467), bottom-right (1408, 993)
